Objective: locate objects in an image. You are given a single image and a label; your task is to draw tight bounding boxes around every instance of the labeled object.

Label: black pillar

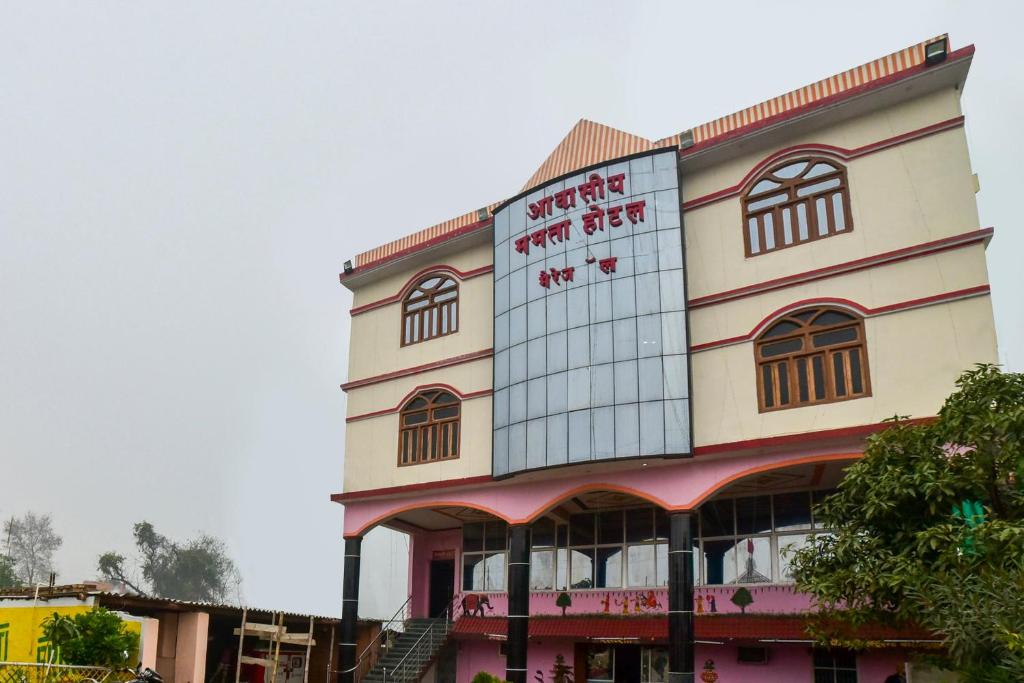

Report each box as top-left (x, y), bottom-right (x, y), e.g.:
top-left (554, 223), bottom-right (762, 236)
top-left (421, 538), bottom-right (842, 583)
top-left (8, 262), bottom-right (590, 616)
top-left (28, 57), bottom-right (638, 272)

top-left (339, 536), bottom-right (362, 683)
top-left (668, 512), bottom-right (695, 683)
top-left (506, 525), bottom-right (530, 683)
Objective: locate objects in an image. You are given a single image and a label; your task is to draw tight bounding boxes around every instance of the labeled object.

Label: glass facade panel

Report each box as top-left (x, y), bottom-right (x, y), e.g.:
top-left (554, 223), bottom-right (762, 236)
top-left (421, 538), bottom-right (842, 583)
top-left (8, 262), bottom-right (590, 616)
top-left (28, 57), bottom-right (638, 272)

top-left (492, 148), bottom-right (690, 473)
top-left (627, 544), bottom-right (656, 586)
top-left (595, 546), bottom-right (622, 588)
top-left (570, 548), bottom-right (595, 589)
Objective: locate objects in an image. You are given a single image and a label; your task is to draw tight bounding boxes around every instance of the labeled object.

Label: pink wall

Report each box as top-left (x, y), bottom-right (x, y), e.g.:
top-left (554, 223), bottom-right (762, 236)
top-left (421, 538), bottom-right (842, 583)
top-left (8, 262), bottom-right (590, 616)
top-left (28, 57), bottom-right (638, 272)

top-left (455, 639), bottom-right (570, 683)
top-left (859, 649), bottom-right (910, 680)
top-left (454, 585), bottom-right (813, 617)
top-left (342, 449), bottom-right (859, 536)
top-left (409, 529), bottom-right (461, 618)
top-left (409, 527), bottom-right (815, 619)
top-left (455, 640), bottom-right (910, 682)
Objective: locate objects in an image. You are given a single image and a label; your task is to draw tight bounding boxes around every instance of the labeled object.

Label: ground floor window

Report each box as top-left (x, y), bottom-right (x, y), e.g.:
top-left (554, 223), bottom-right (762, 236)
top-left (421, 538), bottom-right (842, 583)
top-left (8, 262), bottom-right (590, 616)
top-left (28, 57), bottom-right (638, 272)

top-left (532, 508), bottom-right (672, 591)
top-left (584, 644), bottom-right (667, 683)
top-left (462, 521), bottom-right (508, 591)
top-left (813, 649), bottom-right (857, 682)
top-left (698, 490), bottom-right (834, 585)
top-left (461, 491), bottom-right (834, 593)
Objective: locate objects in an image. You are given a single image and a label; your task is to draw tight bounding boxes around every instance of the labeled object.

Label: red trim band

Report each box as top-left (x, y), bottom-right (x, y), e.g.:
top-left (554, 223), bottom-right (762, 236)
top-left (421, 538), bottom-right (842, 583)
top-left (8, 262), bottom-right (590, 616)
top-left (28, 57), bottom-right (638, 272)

top-left (347, 384), bottom-right (492, 423)
top-left (691, 417), bottom-right (932, 457)
top-left (682, 116), bottom-right (966, 211)
top-left (349, 264), bottom-right (493, 317)
top-left (691, 285), bottom-right (991, 352)
top-left (330, 418), bottom-right (933, 504)
top-left (689, 228), bottom-right (992, 309)
top-left (331, 474), bottom-right (496, 503)
top-left (340, 348), bottom-right (494, 392)
top-left (678, 46), bottom-right (974, 161)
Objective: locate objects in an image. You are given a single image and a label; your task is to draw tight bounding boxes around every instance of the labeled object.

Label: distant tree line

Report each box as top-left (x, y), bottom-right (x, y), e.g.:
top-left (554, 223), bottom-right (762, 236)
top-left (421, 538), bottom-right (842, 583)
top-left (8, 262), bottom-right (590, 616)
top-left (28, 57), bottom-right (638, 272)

top-left (1, 512), bottom-right (240, 604)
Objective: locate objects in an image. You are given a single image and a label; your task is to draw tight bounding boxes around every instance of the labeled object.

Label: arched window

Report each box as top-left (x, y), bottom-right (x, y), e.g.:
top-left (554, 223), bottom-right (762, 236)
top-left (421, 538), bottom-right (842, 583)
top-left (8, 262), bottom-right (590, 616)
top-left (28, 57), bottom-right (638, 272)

top-left (755, 307), bottom-right (870, 412)
top-left (402, 274), bottom-right (459, 346)
top-left (398, 389), bottom-right (461, 465)
top-left (742, 157), bottom-right (852, 257)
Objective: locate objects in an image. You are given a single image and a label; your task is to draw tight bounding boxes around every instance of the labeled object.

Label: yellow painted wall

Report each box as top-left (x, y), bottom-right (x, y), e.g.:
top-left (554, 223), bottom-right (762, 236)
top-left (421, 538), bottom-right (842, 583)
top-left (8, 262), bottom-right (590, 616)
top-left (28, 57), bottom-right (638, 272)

top-left (0, 600), bottom-right (141, 664)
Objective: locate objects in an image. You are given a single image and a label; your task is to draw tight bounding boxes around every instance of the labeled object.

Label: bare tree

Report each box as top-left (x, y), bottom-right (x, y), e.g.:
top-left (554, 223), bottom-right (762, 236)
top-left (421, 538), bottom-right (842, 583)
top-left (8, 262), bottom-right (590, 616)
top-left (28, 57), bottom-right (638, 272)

top-left (3, 512), bottom-right (62, 586)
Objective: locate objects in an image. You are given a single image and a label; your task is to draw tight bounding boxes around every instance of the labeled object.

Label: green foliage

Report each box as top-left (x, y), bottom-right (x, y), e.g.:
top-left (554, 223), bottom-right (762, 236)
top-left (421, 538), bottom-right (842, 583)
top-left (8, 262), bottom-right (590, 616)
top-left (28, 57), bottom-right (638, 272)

top-left (41, 612), bottom-right (79, 663)
top-left (0, 554), bottom-right (19, 588)
top-left (62, 608), bottom-right (140, 667)
top-left (470, 672), bottom-right (506, 683)
top-left (549, 653), bottom-right (573, 683)
top-left (790, 364), bottom-right (1024, 678)
top-left (729, 587), bottom-right (753, 614)
top-left (555, 591), bottom-right (572, 616)
top-left (99, 521), bottom-right (240, 603)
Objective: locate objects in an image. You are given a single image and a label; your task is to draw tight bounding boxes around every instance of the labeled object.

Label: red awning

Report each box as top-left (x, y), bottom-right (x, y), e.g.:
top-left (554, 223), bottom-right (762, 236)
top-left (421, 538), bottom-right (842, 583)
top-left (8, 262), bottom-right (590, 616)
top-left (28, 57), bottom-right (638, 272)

top-left (451, 615), bottom-right (939, 643)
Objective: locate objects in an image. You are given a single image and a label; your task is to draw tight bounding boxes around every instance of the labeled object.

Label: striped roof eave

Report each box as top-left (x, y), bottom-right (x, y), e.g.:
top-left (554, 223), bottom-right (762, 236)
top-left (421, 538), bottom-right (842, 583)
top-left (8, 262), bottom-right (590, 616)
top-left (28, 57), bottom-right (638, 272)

top-left (347, 34), bottom-right (953, 277)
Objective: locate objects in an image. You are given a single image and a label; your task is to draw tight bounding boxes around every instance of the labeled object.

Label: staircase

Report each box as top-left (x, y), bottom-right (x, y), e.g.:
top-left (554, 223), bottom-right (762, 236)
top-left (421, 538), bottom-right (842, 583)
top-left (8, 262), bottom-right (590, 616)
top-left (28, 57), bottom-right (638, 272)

top-left (362, 617), bottom-right (452, 683)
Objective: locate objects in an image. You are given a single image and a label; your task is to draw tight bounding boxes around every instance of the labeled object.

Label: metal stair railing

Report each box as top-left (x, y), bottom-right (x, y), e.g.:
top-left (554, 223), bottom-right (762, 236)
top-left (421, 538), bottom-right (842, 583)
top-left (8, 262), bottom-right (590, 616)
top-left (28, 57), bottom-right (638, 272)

top-left (379, 618), bottom-right (450, 683)
top-left (339, 594), bottom-right (412, 679)
top-left (379, 593), bottom-right (458, 683)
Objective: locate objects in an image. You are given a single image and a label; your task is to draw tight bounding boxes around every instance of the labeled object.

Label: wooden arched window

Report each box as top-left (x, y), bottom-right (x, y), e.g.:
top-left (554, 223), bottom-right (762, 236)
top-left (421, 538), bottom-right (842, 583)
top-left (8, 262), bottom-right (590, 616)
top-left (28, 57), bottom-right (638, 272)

top-left (402, 274), bottom-right (459, 346)
top-left (755, 307), bottom-right (870, 412)
top-left (398, 389), bottom-right (461, 466)
top-left (742, 157), bottom-right (852, 257)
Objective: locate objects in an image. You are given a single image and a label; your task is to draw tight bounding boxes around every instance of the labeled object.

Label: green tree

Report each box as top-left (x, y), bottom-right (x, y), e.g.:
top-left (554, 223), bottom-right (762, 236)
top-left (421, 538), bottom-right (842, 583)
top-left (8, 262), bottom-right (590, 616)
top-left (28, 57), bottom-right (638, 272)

top-left (729, 587), bottom-right (753, 614)
top-left (40, 612), bottom-right (79, 664)
top-left (62, 608), bottom-right (140, 667)
top-left (0, 554), bottom-right (19, 589)
top-left (549, 653), bottom-right (573, 683)
top-left (790, 365), bottom-right (1024, 681)
top-left (555, 592), bottom-right (572, 616)
top-left (98, 522), bottom-right (241, 603)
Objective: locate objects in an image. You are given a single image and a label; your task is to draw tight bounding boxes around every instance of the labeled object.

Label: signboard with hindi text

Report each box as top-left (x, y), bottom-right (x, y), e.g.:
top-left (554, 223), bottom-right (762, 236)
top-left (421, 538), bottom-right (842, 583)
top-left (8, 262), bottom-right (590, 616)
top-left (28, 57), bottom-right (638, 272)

top-left (491, 148), bottom-right (692, 475)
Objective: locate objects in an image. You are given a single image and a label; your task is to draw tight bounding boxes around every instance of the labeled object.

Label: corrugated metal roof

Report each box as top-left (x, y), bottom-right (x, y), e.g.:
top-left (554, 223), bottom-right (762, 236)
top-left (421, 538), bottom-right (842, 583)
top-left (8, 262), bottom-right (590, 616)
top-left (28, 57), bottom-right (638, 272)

top-left (0, 585), bottom-right (367, 624)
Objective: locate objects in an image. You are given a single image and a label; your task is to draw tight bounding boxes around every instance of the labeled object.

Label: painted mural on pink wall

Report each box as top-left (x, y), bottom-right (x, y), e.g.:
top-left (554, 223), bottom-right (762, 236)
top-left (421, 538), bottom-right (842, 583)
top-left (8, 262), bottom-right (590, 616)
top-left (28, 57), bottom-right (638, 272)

top-left (451, 585), bottom-right (812, 619)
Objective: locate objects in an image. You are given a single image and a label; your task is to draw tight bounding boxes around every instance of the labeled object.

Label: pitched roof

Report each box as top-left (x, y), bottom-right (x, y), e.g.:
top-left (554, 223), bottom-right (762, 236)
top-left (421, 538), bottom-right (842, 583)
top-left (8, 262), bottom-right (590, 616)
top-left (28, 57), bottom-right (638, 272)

top-left (520, 119), bottom-right (667, 192)
top-left (347, 35), bottom-right (954, 275)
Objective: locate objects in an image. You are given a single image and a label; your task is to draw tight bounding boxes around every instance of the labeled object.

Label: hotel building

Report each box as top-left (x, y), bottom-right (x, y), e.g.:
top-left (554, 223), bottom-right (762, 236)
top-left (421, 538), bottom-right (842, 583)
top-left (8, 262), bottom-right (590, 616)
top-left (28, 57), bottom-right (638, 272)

top-left (333, 34), bottom-right (998, 683)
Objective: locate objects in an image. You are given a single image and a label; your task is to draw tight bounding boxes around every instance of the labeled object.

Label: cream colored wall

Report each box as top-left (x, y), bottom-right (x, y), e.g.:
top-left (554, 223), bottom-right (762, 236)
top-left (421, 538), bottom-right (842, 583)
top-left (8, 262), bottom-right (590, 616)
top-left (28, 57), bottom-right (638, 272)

top-left (340, 86), bottom-right (999, 490)
top-left (682, 88), bottom-right (996, 446)
top-left (688, 243), bottom-right (992, 348)
top-left (344, 383), bottom-right (492, 491)
top-left (346, 242), bottom-right (493, 386)
top-left (344, 238), bottom-right (494, 491)
top-left (692, 294), bottom-right (997, 447)
top-left (343, 358), bottom-right (493, 491)
top-left (684, 89), bottom-right (979, 299)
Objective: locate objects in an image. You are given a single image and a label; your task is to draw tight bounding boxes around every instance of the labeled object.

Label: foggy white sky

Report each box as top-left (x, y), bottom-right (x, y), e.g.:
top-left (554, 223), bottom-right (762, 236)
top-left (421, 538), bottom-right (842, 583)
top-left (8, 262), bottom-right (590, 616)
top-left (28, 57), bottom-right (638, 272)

top-left (1, 2), bottom-right (1022, 619)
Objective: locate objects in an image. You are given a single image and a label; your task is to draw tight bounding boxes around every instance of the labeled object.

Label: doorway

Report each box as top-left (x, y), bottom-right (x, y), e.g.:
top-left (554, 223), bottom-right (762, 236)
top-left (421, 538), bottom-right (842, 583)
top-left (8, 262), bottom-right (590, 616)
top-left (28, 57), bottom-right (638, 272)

top-left (615, 645), bottom-right (641, 683)
top-left (429, 559), bottom-right (455, 618)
